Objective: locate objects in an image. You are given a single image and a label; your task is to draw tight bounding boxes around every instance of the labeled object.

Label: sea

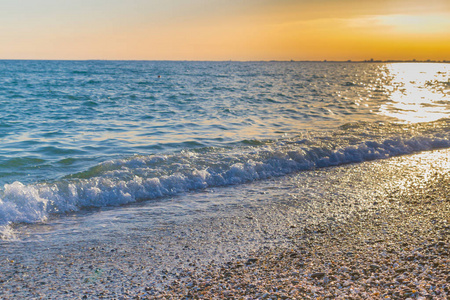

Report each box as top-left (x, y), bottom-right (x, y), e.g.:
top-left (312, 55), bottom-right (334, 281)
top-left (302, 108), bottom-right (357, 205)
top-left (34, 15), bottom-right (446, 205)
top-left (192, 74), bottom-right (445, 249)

top-left (0, 60), bottom-right (449, 240)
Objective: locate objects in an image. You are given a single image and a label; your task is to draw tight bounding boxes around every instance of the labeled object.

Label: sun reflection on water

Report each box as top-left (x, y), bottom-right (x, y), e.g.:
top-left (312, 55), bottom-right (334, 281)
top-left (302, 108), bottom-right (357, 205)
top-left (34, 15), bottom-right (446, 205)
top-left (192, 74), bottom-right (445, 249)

top-left (379, 63), bottom-right (449, 123)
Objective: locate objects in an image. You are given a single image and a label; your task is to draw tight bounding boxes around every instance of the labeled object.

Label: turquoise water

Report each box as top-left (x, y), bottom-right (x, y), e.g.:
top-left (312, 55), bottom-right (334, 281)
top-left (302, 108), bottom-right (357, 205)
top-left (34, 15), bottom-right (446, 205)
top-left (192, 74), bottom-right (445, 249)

top-left (0, 60), bottom-right (449, 232)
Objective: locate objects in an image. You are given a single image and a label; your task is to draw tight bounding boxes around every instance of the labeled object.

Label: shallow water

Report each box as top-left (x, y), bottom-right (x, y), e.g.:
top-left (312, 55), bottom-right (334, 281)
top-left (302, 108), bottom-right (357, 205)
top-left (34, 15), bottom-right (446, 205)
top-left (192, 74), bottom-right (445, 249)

top-left (0, 60), bottom-right (449, 237)
top-left (1, 148), bottom-right (448, 298)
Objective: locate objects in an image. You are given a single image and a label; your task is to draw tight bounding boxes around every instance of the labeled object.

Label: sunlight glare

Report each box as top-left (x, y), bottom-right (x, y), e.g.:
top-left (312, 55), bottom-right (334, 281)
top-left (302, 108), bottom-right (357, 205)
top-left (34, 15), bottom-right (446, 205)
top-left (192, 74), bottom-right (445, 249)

top-left (379, 63), bottom-right (449, 122)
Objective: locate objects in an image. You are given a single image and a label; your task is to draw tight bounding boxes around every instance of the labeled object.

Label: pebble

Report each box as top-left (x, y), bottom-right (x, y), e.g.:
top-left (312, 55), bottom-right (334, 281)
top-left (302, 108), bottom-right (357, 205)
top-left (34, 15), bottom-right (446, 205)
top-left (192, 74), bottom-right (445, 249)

top-left (310, 272), bottom-right (326, 279)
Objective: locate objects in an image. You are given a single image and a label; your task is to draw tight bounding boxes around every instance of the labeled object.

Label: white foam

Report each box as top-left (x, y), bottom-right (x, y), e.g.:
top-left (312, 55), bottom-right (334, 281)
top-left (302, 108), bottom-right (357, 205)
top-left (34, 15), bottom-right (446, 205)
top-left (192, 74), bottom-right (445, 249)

top-left (1, 122), bottom-right (449, 237)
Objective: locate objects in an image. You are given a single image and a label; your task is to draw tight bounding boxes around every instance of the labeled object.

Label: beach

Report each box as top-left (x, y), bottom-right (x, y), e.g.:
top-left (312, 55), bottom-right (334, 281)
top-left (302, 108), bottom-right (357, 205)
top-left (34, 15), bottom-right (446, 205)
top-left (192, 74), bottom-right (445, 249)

top-left (1, 148), bottom-right (448, 299)
top-left (1, 61), bottom-right (449, 299)
top-left (0, 6), bottom-right (449, 299)
top-left (159, 149), bottom-right (450, 299)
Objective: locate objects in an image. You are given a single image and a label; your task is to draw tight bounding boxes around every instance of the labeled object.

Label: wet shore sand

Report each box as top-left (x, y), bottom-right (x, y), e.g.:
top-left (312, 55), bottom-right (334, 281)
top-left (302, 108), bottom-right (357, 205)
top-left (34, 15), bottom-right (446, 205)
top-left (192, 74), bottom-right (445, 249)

top-left (1, 149), bottom-right (449, 299)
top-left (159, 173), bottom-right (449, 299)
top-left (154, 151), bottom-right (450, 299)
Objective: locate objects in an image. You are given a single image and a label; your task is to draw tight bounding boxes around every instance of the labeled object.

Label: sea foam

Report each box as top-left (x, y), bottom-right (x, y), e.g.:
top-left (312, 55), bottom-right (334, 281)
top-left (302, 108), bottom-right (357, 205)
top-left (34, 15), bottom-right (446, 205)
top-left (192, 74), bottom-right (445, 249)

top-left (1, 120), bottom-right (449, 237)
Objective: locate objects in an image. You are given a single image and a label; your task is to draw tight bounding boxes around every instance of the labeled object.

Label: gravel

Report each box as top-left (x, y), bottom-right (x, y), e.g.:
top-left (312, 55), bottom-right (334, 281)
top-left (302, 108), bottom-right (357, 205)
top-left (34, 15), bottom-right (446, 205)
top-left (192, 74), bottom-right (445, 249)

top-left (0, 149), bottom-right (449, 299)
top-left (151, 154), bottom-right (450, 299)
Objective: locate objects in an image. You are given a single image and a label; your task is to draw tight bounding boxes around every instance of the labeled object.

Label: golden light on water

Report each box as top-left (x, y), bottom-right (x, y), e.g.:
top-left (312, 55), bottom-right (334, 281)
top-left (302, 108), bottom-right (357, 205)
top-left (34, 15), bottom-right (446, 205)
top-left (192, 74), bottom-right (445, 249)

top-left (380, 63), bottom-right (449, 122)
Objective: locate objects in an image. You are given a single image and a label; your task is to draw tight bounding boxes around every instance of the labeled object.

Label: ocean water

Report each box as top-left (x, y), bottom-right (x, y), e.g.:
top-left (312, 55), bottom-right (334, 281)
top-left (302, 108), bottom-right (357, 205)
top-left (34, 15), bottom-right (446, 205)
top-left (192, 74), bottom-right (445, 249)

top-left (0, 60), bottom-right (449, 238)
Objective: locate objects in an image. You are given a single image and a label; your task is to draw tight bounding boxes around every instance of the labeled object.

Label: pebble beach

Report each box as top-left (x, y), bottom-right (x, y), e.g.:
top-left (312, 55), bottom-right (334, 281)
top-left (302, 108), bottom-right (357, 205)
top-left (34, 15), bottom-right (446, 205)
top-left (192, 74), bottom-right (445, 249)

top-left (1, 149), bottom-right (449, 299)
top-left (159, 165), bottom-right (450, 299)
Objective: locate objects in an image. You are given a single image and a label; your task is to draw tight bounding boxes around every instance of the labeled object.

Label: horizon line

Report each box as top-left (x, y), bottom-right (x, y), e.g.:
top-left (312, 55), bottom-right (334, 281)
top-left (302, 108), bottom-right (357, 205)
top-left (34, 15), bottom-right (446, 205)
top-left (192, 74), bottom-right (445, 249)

top-left (0, 58), bottom-right (449, 63)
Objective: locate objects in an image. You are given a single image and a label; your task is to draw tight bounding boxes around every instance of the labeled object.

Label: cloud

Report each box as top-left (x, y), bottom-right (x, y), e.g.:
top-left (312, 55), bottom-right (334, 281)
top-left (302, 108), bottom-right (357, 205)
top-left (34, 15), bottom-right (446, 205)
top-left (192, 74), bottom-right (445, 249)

top-left (374, 14), bottom-right (450, 34)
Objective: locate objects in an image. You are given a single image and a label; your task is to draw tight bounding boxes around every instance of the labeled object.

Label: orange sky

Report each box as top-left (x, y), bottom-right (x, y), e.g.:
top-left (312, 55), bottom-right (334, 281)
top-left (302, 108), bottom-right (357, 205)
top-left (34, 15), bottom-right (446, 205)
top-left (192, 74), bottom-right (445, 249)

top-left (1, 0), bottom-right (449, 60)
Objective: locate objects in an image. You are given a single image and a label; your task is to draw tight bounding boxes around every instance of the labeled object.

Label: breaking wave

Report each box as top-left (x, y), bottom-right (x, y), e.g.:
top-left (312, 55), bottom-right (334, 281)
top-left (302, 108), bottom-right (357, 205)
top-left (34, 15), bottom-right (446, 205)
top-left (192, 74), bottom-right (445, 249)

top-left (1, 119), bottom-right (449, 237)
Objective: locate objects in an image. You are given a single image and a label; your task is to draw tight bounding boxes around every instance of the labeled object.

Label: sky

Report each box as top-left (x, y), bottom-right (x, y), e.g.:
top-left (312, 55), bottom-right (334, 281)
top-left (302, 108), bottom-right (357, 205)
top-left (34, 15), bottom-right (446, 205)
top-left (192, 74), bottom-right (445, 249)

top-left (1, 0), bottom-right (449, 61)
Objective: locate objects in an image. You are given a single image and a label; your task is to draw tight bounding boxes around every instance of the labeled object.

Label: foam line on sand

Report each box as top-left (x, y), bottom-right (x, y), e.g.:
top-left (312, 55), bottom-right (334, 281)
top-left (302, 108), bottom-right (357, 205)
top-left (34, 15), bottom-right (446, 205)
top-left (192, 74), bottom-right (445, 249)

top-left (0, 149), bottom-right (449, 299)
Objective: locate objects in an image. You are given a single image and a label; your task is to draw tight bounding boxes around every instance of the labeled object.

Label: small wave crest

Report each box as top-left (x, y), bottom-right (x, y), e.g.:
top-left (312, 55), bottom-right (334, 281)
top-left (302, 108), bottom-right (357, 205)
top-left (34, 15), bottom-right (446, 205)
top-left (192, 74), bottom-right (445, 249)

top-left (1, 119), bottom-right (449, 238)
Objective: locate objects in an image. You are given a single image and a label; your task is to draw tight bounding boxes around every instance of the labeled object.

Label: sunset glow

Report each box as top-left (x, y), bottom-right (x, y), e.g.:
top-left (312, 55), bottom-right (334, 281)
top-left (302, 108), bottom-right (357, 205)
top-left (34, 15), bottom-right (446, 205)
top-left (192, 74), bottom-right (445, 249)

top-left (1, 0), bottom-right (449, 60)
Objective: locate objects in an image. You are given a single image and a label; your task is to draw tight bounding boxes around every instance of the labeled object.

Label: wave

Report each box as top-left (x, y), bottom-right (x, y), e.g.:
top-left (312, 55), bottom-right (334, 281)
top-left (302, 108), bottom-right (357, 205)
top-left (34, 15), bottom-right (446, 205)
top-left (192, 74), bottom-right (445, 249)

top-left (1, 119), bottom-right (450, 237)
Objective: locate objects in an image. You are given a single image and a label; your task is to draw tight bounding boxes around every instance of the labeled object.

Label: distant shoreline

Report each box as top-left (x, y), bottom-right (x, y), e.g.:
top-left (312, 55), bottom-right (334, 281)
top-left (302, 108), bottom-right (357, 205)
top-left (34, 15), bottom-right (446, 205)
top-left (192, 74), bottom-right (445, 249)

top-left (0, 59), bottom-right (448, 63)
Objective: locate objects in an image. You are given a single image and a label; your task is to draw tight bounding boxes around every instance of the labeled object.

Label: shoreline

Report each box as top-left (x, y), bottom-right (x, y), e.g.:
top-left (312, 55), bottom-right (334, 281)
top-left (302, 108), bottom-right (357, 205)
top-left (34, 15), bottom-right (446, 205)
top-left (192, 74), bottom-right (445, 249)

top-left (157, 168), bottom-right (449, 299)
top-left (0, 149), bottom-right (449, 299)
top-left (152, 149), bottom-right (450, 299)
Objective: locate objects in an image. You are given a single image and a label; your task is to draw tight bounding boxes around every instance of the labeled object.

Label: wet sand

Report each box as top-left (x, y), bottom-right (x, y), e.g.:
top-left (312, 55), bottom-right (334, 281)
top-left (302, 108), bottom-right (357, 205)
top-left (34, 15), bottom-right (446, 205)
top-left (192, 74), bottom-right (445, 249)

top-left (0, 149), bottom-right (449, 299)
top-left (159, 164), bottom-right (450, 299)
